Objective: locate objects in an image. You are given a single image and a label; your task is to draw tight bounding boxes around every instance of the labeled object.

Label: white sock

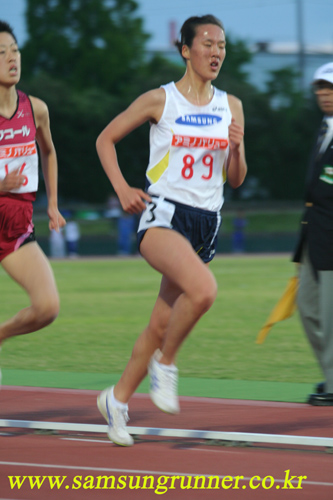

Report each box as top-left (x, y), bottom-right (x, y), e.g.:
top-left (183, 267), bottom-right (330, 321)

top-left (158, 360), bottom-right (177, 372)
top-left (110, 387), bottom-right (128, 410)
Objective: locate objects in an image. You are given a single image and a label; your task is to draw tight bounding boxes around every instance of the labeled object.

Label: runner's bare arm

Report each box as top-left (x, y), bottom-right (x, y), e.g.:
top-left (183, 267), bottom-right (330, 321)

top-left (96, 88), bottom-right (166, 214)
top-left (30, 96), bottom-right (66, 231)
top-left (226, 94), bottom-right (247, 188)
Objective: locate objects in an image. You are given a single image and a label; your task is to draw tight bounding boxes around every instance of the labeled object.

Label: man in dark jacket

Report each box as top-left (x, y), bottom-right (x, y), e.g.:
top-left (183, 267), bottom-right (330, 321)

top-left (294, 62), bottom-right (333, 405)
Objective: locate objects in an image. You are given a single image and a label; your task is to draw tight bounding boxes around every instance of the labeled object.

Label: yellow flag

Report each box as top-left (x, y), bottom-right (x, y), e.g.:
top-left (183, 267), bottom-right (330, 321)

top-left (256, 276), bottom-right (299, 344)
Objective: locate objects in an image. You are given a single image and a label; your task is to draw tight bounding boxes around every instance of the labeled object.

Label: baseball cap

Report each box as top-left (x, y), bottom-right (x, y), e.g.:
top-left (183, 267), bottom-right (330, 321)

top-left (313, 62), bottom-right (333, 84)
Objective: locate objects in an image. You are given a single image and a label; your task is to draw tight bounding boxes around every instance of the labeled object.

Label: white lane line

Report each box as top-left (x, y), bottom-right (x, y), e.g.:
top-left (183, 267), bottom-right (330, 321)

top-left (2, 419), bottom-right (332, 448)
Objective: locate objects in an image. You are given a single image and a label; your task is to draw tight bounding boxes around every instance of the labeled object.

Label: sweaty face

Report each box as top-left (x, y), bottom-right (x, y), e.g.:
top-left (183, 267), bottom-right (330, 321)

top-left (0, 32), bottom-right (21, 86)
top-left (183, 24), bottom-right (226, 81)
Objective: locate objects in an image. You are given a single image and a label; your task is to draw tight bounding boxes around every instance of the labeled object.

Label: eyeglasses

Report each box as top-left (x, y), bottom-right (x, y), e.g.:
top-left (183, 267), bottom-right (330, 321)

top-left (313, 81), bottom-right (333, 92)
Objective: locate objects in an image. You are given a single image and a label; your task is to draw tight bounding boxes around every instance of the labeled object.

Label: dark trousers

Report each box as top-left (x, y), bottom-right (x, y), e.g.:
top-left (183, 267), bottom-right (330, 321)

top-left (297, 245), bottom-right (333, 392)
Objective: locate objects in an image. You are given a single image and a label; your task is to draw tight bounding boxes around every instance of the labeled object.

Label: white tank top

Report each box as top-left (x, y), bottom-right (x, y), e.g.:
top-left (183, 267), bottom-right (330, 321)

top-left (146, 82), bottom-right (232, 212)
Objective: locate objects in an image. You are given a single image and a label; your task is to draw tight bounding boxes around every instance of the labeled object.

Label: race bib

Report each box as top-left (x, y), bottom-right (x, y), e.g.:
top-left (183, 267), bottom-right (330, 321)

top-left (0, 141), bottom-right (39, 193)
top-left (167, 134), bottom-right (228, 189)
top-left (138, 197), bottom-right (176, 233)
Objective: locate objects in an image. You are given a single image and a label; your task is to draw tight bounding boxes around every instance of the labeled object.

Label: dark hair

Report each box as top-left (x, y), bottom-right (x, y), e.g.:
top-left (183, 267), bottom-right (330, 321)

top-left (175, 15), bottom-right (224, 59)
top-left (0, 21), bottom-right (17, 44)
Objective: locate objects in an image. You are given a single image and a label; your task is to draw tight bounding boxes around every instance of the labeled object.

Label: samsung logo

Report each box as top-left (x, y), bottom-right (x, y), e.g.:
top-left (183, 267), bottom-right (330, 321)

top-left (175, 114), bottom-right (222, 126)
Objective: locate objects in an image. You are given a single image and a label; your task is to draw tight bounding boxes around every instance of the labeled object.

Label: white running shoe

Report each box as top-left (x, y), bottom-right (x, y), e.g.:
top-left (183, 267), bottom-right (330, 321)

top-left (149, 349), bottom-right (180, 414)
top-left (97, 386), bottom-right (134, 446)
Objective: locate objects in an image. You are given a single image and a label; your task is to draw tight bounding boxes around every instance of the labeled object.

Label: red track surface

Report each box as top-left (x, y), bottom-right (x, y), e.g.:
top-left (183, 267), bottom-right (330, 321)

top-left (1, 386), bottom-right (333, 499)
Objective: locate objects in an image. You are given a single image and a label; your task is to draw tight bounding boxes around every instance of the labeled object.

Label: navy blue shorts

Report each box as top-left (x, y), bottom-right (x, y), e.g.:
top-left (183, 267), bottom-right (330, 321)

top-left (137, 197), bottom-right (221, 263)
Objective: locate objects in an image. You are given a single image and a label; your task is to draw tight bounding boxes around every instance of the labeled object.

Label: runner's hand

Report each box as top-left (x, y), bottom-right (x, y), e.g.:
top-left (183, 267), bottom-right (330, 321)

top-left (48, 207), bottom-right (67, 232)
top-left (0, 169), bottom-right (25, 191)
top-left (228, 118), bottom-right (244, 151)
top-left (118, 186), bottom-right (151, 214)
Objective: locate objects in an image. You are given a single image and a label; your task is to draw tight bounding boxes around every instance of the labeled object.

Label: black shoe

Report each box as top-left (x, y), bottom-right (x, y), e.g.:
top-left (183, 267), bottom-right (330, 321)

top-left (315, 381), bottom-right (326, 394)
top-left (308, 392), bottom-right (333, 406)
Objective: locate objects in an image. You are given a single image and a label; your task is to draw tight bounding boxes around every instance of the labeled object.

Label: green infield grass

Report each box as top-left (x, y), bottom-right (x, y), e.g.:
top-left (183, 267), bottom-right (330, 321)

top-left (0, 254), bottom-right (320, 395)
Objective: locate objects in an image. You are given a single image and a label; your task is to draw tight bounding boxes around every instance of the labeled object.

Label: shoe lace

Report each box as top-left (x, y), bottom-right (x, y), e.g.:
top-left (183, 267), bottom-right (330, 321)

top-left (114, 407), bottom-right (129, 431)
top-left (168, 370), bottom-right (178, 393)
top-left (160, 366), bottom-right (178, 398)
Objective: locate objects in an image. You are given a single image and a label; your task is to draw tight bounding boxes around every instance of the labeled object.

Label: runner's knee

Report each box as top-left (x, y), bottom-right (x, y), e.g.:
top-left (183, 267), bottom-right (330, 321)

top-left (145, 318), bottom-right (168, 346)
top-left (191, 275), bottom-right (217, 314)
top-left (34, 294), bottom-right (60, 327)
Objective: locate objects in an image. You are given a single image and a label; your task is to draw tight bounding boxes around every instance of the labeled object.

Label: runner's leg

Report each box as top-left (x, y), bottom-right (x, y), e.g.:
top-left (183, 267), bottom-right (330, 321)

top-left (141, 227), bottom-right (217, 364)
top-left (0, 242), bottom-right (60, 344)
top-left (114, 227), bottom-right (217, 403)
top-left (114, 274), bottom-right (181, 402)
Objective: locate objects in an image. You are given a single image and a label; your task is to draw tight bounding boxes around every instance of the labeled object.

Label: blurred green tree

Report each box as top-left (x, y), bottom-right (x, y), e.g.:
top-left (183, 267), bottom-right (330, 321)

top-left (22, 0), bottom-right (149, 96)
top-left (20, 74), bottom-right (123, 202)
top-left (254, 67), bottom-right (318, 200)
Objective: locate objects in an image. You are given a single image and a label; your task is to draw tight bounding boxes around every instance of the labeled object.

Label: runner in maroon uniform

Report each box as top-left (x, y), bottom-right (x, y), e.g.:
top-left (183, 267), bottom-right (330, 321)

top-left (0, 21), bottom-right (66, 381)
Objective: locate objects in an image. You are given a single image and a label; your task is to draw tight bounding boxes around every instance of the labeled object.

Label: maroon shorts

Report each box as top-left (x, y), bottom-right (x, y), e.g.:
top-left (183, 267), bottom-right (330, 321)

top-left (0, 197), bottom-right (35, 262)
